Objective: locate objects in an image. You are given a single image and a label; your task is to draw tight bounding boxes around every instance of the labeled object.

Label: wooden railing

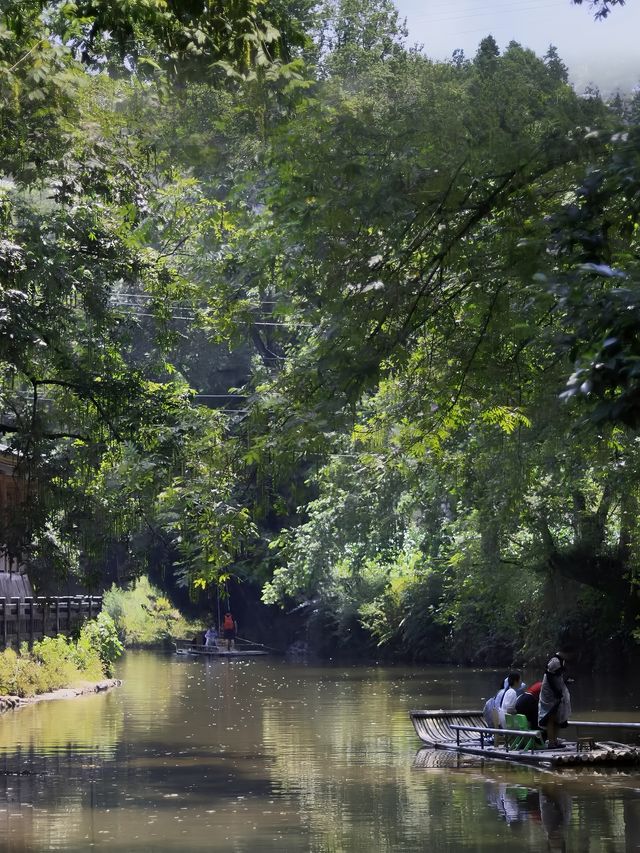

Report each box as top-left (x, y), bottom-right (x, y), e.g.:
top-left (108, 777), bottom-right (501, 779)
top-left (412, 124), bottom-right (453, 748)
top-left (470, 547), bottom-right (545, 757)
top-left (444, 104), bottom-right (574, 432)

top-left (0, 595), bottom-right (103, 648)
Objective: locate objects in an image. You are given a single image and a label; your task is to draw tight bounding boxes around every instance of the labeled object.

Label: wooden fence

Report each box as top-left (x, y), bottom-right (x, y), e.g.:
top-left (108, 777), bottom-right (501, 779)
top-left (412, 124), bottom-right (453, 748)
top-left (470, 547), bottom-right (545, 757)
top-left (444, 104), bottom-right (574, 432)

top-left (0, 596), bottom-right (103, 648)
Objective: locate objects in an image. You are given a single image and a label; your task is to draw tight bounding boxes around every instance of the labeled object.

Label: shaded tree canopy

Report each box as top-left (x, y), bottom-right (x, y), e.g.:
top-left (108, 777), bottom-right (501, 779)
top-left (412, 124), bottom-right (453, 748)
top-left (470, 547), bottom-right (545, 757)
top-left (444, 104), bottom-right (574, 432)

top-left (1, 0), bottom-right (640, 665)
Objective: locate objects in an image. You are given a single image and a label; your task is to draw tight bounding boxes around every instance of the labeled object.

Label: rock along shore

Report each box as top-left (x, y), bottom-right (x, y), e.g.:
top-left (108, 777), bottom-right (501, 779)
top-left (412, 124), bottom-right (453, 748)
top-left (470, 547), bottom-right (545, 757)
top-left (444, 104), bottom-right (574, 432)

top-left (0, 678), bottom-right (122, 713)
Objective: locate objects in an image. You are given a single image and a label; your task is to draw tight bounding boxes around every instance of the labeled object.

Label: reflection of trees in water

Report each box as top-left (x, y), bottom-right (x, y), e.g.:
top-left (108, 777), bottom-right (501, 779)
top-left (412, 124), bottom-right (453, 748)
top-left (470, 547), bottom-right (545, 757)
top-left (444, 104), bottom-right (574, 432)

top-left (624, 797), bottom-right (640, 853)
top-left (0, 653), bottom-right (189, 759)
top-left (1, 657), bottom-right (640, 851)
top-left (115, 652), bottom-right (189, 737)
top-left (261, 670), bottom-right (432, 849)
top-left (0, 745), bottom-right (119, 848)
top-left (261, 670), bottom-right (640, 851)
top-left (0, 655), bottom-right (282, 851)
top-left (261, 671), bottom-right (535, 849)
top-left (573, 794), bottom-right (627, 853)
top-left (0, 692), bottom-right (123, 755)
top-left (0, 652), bottom-right (190, 851)
top-left (0, 684), bottom-right (127, 849)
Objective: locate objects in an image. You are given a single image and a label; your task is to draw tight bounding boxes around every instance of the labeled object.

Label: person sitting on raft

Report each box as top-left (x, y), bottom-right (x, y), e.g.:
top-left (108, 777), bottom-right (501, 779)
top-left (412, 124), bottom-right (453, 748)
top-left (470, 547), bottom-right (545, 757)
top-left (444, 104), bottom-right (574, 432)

top-left (503, 674), bottom-right (526, 695)
top-left (496, 671), bottom-right (522, 728)
top-left (482, 672), bottom-right (525, 728)
top-left (538, 653), bottom-right (571, 749)
top-left (514, 680), bottom-right (542, 730)
top-left (483, 680), bottom-right (503, 728)
top-left (204, 625), bottom-right (219, 649)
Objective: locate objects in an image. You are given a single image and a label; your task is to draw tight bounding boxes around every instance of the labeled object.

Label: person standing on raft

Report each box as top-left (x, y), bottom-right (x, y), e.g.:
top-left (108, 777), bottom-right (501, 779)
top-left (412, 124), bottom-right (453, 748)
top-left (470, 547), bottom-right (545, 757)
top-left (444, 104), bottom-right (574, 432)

top-left (222, 612), bottom-right (237, 651)
top-left (538, 653), bottom-right (571, 749)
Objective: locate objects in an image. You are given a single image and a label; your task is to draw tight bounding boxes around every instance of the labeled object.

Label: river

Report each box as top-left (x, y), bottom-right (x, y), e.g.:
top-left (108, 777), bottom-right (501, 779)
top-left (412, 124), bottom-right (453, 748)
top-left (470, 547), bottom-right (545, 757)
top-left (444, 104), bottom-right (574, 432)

top-left (0, 652), bottom-right (639, 851)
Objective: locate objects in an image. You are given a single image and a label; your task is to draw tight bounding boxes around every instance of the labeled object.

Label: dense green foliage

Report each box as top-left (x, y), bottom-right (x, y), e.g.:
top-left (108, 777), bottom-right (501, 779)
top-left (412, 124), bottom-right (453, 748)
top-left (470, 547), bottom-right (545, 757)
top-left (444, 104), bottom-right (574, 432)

top-left (103, 577), bottom-right (203, 647)
top-left (0, 613), bottom-right (122, 696)
top-left (2, 0), bottom-right (640, 665)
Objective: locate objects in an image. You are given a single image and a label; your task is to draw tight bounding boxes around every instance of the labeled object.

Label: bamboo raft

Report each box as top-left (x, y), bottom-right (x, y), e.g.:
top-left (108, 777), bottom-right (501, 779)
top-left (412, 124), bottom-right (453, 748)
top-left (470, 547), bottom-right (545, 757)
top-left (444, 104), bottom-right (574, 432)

top-left (410, 710), bottom-right (640, 768)
top-left (174, 639), bottom-right (269, 658)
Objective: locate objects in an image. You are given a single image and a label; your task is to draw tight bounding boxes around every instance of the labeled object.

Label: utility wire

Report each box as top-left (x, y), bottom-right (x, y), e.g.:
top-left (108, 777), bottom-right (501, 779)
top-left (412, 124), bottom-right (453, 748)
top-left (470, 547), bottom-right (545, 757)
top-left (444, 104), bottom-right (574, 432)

top-left (411, 1), bottom-right (560, 26)
top-left (111, 301), bottom-right (282, 313)
top-left (405, 0), bottom-right (559, 10)
top-left (112, 293), bottom-right (282, 305)
top-left (113, 308), bottom-right (309, 328)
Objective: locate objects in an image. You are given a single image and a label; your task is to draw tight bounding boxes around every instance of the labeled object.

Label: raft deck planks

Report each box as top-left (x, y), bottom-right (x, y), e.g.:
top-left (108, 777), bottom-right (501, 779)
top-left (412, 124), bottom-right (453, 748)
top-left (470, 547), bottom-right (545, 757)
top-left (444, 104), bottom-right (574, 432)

top-left (409, 710), bottom-right (640, 768)
top-left (175, 646), bottom-right (269, 657)
top-left (174, 640), bottom-right (269, 658)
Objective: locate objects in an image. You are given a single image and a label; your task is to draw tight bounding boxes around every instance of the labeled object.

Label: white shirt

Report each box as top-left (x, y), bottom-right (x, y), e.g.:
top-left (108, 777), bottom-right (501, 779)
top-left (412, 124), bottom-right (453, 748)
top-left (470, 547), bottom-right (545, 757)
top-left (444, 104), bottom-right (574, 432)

top-left (497, 686), bottom-right (518, 727)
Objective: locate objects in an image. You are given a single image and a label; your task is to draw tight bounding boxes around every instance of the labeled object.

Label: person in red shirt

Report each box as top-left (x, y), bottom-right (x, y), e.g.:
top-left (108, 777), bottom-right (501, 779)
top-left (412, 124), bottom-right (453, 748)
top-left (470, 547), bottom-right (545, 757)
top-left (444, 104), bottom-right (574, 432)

top-left (514, 680), bottom-right (543, 730)
top-left (222, 612), bottom-right (237, 651)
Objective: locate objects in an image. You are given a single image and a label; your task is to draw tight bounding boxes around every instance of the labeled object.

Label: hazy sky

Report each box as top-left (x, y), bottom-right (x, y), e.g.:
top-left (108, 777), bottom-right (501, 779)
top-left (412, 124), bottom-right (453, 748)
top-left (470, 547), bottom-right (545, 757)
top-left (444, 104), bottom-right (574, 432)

top-left (394, 0), bottom-right (640, 93)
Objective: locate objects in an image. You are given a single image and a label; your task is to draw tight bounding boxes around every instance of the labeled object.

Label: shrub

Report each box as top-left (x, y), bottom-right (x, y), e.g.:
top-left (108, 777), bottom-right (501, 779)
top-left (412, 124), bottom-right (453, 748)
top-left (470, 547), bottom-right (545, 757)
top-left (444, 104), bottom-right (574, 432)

top-left (0, 643), bottom-right (60, 696)
top-left (11, 649), bottom-right (46, 696)
top-left (0, 614), bottom-right (122, 697)
top-left (103, 577), bottom-right (202, 646)
top-left (0, 647), bottom-right (46, 696)
top-left (78, 612), bottom-right (123, 676)
top-left (32, 636), bottom-right (82, 689)
top-left (0, 648), bottom-right (18, 694)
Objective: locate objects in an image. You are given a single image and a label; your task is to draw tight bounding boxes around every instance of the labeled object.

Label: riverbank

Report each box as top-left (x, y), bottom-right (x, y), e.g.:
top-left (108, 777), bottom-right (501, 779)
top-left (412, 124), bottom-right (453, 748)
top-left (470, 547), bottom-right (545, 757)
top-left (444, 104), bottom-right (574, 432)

top-left (0, 678), bottom-right (122, 714)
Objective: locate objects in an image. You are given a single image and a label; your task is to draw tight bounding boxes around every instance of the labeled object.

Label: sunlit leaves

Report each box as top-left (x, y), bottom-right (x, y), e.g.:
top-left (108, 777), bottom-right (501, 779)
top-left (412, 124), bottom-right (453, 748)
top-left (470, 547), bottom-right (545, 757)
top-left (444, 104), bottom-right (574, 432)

top-left (47, 0), bottom-right (310, 81)
top-left (479, 406), bottom-right (532, 434)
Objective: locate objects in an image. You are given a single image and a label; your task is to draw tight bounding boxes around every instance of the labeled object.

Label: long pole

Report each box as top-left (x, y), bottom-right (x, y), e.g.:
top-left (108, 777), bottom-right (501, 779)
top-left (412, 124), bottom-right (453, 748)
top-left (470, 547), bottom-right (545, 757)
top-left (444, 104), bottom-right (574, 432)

top-left (235, 635), bottom-right (280, 652)
top-left (568, 720), bottom-right (640, 730)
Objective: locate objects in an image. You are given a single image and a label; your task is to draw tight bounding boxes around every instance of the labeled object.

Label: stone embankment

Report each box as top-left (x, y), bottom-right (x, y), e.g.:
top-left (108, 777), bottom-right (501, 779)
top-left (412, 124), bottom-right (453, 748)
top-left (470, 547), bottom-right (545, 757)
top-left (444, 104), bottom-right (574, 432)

top-left (0, 678), bottom-right (121, 713)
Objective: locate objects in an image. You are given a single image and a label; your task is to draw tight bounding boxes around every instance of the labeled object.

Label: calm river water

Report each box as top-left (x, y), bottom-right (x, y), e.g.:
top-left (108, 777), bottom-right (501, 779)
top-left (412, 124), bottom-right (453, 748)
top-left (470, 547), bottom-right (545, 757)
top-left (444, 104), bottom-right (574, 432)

top-left (0, 652), bottom-right (639, 851)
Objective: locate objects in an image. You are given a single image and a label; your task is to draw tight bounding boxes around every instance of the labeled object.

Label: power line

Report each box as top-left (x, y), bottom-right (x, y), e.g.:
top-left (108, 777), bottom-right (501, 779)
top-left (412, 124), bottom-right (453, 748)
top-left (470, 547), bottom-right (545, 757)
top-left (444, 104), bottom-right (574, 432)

top-left (111, 293), bottom-right (282, 305)
top-left (111, 302), bottom-right (282, 313)
top-left (116, 311), bottom-right (197, 320)
top-left (113, 308), bottom-right (309, 328)
top-left (411, 1), bottom-right (560, 26)
top-left (404, 0), bottom-right (558, 10)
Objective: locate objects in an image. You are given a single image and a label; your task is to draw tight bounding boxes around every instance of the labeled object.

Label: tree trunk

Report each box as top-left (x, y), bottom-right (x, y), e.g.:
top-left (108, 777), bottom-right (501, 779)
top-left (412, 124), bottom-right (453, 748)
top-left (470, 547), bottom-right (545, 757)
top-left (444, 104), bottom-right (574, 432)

top-left (618, 489), bottom-right (636, 563)
top-left (572, 483), bottom-right (613, 551)
top-left (536, 514), bottom-right (557, 558)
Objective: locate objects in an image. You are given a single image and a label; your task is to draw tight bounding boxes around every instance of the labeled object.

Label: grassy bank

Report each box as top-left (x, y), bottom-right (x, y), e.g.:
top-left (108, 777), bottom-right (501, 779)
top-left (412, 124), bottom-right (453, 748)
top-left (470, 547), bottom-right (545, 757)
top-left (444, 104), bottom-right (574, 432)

top-left (0, 613), bottom-right (123, 698)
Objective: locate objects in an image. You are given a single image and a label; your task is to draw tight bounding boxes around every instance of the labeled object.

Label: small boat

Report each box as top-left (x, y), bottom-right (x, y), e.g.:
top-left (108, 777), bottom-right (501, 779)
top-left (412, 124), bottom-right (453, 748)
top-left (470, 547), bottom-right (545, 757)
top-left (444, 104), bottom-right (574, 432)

top-left (410, 709), bottom-right (640, 769)
top-left (174, 639), bottom-right (270, 658)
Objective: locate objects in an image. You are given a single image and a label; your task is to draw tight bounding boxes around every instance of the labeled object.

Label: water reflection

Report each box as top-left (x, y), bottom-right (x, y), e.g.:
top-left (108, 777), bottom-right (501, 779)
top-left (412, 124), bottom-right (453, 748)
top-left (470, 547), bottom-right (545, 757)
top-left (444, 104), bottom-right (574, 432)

top-left (0, 692), bottom-right (122, 756)
top-left (0, 654), bottom-right (638, 850)
top-left (413, 747), bottom-right (640, 852)
top-left (484, 781), bottom-right (572, 850)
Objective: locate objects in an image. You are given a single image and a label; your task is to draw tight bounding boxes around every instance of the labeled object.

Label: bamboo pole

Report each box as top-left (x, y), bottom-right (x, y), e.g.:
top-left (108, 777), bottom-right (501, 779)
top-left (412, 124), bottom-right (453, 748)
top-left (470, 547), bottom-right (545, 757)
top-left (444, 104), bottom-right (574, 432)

top-left (12, 597), bottom-right (20, 646)
top-left (569, 720), bottom-right (640, 729)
